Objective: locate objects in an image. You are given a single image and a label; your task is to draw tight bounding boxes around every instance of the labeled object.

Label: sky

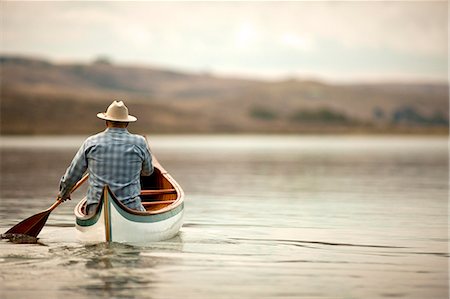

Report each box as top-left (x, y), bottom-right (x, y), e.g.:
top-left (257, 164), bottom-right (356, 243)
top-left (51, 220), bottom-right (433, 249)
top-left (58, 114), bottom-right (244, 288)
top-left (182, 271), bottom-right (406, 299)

top-left (1, 1), bottom-right (448, 83)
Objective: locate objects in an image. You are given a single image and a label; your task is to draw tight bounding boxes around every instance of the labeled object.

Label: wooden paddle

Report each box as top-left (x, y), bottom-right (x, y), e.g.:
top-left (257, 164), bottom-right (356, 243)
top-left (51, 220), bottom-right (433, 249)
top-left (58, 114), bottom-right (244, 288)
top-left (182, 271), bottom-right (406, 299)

top-left (4, 173), bottom-right (89, 238)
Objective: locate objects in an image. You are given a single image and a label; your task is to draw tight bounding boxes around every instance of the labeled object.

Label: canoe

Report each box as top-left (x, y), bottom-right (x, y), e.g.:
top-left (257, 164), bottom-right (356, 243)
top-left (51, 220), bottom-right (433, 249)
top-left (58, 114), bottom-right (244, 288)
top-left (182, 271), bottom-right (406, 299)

top-left (74, 158), bottom-right (184, 243)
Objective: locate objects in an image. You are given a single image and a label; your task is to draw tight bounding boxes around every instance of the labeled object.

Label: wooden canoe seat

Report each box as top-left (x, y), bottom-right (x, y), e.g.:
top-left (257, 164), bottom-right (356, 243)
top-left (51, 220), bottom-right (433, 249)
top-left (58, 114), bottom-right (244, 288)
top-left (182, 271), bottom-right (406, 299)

top-left (140, 189), bottom-right (176, 196)
top-left (142, 200), bottom-right (176, 206)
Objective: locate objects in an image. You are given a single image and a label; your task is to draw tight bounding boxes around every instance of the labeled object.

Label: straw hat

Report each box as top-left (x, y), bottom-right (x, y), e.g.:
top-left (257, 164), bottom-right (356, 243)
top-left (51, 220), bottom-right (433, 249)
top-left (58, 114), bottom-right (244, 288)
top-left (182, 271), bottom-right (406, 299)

top-left (97, 100), bottom-right (137, 122)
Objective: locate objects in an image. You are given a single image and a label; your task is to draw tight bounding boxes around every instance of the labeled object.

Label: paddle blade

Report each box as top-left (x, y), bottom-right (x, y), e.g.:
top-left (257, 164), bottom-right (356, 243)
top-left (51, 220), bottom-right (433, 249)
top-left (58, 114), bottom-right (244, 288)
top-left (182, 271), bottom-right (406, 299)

top-left (4, 210), bottom-right (51, 237)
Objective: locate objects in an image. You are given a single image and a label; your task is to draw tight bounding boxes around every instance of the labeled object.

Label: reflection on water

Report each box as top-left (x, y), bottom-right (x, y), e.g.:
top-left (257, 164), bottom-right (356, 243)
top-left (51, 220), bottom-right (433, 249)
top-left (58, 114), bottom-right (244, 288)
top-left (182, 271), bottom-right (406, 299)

top-left (59, 241), bottom-right (182, 299)
top-left (0, 135), bottom-right (448, 299)
top-left (56, 243), bottom-right (151, 299)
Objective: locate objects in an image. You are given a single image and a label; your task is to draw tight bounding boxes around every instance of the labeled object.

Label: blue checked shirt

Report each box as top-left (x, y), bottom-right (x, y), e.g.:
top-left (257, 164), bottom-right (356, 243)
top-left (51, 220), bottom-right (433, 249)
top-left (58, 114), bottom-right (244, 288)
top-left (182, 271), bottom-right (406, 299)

top-left (59, 128), bottom-right (153, 207)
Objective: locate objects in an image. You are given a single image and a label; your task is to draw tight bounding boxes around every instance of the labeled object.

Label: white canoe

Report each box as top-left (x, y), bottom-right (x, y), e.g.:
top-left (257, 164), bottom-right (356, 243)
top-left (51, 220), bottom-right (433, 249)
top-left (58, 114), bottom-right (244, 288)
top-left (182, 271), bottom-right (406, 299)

top-left (74, 159), bottom-right (184, 243)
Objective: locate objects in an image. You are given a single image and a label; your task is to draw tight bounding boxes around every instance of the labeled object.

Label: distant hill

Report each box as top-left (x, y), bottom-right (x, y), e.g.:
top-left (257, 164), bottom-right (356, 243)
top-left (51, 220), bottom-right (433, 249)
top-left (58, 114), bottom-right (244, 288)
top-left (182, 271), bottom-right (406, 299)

top-left (0, 56), bottom-right (448, 134)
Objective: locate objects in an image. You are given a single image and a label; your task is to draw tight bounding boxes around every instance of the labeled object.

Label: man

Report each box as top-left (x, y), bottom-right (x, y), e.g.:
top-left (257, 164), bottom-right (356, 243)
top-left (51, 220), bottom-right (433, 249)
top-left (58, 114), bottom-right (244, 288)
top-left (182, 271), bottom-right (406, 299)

top-left (58, 100), bottom-right (153, 214)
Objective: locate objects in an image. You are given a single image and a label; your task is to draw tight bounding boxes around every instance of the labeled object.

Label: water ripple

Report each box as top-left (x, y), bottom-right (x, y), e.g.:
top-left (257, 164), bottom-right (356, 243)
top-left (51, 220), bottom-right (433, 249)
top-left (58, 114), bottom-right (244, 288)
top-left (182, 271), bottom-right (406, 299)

top-left (231, 237), bottom-right (407, 249)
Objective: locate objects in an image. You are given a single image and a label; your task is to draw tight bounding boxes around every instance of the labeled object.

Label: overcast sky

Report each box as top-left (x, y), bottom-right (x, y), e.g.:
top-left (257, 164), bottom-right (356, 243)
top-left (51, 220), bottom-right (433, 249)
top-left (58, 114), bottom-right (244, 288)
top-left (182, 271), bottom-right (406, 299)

top-left (1, 1), bottom-right (448, 83)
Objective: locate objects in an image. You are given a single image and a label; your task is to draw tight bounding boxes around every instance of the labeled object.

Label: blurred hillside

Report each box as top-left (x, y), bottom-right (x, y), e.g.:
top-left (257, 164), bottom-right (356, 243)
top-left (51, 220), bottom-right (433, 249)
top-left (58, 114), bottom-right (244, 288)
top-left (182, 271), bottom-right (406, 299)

top-left (0, 56), bottom-right (448, 135)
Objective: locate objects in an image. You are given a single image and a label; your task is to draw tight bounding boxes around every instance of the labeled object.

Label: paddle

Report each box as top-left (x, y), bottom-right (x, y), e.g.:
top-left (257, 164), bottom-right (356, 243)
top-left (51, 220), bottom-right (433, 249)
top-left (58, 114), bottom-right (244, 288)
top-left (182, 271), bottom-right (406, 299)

top-left (3, 173), bottom-right (89, 238)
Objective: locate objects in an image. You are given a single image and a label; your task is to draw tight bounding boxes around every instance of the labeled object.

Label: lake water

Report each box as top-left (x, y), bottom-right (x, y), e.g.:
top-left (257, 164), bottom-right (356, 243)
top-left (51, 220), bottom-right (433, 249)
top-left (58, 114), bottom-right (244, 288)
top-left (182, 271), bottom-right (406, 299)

top-left (0, 135), bottom-right (448, 299)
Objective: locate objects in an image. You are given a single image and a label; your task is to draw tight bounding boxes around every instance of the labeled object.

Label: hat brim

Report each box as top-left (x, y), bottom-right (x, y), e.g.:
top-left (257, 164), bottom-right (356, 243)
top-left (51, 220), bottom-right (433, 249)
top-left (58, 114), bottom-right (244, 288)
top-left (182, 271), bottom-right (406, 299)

top-left (97, 113), bottom-right (137, 122)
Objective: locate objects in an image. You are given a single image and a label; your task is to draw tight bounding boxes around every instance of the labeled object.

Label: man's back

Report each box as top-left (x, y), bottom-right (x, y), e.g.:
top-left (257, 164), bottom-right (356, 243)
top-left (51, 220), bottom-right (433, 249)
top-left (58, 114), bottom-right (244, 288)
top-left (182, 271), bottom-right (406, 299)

top-left (85, 128), bottom-right (153, 206)
top-left (59, 127), bottom-right (153, 207)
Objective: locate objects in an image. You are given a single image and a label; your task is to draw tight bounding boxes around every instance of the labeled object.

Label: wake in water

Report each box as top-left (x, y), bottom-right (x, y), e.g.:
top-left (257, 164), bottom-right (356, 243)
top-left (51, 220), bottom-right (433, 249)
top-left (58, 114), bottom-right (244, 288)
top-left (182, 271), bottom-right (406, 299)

top-left (231, 237), bottom-right (406, 248)
top-left (1, 233), bottom-right (41, 244)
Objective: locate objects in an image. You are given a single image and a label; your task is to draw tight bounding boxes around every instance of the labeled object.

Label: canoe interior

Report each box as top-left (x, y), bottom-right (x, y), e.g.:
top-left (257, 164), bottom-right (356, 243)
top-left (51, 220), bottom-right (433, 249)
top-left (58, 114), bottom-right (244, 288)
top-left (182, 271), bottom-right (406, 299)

top-left (140, 167), bottom-right (178, 212)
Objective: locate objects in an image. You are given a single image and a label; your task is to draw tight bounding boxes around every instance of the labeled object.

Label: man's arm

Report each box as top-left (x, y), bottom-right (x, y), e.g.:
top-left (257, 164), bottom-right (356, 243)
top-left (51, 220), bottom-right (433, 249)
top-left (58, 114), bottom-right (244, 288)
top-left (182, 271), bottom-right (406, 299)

top-left (141, 138), bottom-right (153, 176)
top-left (59, 143), bottom-right (88, 199)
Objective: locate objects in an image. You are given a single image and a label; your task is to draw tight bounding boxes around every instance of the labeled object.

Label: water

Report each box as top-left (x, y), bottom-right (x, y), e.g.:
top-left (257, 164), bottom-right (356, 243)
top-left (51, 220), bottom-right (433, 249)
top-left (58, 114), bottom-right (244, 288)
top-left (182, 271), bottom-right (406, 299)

top-left (0, 135), bottom-right (448, 299)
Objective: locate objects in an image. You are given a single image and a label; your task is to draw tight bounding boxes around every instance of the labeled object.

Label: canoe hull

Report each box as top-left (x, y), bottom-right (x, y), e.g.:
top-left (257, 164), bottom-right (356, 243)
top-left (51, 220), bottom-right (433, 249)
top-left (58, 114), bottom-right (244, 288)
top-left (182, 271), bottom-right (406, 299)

top-left (76, 197), bottom-right (184, 243)
top-left (74, 160), bottom-right (184, 244)
top-left (75, 189), bottom-right (184, 243)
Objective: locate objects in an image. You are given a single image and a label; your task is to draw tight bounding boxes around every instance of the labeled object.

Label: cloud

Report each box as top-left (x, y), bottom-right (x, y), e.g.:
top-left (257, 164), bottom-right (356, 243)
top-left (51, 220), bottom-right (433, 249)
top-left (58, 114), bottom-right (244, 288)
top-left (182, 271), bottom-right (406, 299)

top-left (280, 33), bottom-right (315, 52)
top-left (1, 1), bottom-right (447, 82)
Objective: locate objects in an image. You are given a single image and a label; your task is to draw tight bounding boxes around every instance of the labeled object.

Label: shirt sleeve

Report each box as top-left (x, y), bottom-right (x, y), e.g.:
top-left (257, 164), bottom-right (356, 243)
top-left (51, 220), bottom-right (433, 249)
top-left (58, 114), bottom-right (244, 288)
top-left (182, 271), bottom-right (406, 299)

top-left (140, 140), bottom-right (153, 176)
top-left (59, 142), bottom-right (88, 198)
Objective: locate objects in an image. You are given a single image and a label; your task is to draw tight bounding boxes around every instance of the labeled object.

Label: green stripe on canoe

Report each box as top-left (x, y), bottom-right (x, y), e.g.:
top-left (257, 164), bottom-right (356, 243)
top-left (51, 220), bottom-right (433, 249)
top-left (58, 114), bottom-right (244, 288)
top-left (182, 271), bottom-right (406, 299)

top-left (76, 203), bottom-right (103, 227)
top-left (76, 201), bottom-right (184, 226)
top-left (111, 199), bottom-right (184, 223)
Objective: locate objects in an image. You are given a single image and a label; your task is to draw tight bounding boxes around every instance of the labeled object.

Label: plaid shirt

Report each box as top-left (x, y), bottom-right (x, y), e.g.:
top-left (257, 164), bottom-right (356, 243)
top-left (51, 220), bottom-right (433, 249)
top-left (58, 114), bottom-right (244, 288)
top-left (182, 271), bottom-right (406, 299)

top-left (59, 128), bottom-right (153, 207)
